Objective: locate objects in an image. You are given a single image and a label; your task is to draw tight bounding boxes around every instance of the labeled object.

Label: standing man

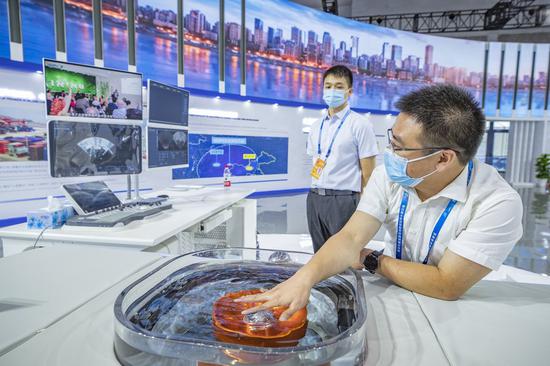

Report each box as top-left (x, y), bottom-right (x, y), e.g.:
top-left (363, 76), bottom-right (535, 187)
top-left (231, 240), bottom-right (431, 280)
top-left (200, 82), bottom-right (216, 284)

top-left (306, 65), bottom-right (378, 252)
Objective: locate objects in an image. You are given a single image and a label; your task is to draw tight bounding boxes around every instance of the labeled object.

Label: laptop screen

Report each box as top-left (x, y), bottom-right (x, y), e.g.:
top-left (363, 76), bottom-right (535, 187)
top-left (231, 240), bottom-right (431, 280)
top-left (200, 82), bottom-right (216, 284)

top-left (63, 181), bottom-right (122, 214)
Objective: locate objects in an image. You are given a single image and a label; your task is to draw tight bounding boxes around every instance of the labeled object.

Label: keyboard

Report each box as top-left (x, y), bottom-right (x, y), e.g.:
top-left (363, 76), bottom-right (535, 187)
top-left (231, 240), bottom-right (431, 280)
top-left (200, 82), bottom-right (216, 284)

top-left (65, 202), bottom-right (172, 227)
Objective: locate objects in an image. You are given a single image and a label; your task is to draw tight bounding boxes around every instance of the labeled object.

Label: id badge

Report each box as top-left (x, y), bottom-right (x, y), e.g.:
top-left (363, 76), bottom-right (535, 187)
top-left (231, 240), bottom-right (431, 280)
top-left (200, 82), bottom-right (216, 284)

top-left (311, 158), bottom-right (326, 179)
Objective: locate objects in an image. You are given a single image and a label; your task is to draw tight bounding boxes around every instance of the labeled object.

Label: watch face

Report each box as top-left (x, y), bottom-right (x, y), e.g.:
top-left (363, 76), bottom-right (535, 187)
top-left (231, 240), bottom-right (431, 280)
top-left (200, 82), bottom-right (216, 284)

top-left (364, 255), bottom-right (378, 271)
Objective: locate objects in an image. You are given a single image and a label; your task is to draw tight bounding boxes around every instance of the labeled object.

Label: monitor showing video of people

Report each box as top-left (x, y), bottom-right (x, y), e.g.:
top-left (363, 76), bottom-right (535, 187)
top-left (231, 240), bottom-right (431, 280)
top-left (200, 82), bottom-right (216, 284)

top-left (43, 59), bottom-right (143, 121)
top-left (147, 127), bottom-right (189, 169)
top-left (48, 120), bottom-right (142, 177)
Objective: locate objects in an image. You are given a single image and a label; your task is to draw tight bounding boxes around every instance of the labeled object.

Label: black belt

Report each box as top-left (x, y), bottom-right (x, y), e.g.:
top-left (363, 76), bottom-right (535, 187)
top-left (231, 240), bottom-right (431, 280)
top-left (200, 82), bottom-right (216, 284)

top-left (310, 188), bottom-right (359, 196)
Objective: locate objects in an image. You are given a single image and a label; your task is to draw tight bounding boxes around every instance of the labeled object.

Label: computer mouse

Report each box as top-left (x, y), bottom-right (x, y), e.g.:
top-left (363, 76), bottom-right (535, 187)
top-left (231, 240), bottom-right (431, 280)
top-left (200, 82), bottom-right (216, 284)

top-left (157, 194), bottom-right (169, 199)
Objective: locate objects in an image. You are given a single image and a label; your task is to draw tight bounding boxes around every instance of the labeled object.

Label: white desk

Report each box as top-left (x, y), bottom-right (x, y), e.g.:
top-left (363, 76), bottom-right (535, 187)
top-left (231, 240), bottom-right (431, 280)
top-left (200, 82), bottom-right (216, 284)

top-left (2, 246), bottom-right (550, 366)
top-left (0, 246), bottom-right (166, 357)
top-left (0, 187), bottom-right (256, 257)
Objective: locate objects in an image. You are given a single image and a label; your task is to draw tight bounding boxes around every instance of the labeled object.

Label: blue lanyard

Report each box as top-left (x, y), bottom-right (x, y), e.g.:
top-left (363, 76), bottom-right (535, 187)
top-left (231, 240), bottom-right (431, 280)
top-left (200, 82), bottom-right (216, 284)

top-left (317, 109), bottom-right (352, 160)
top-left (396, 160), bottom-right (473, 264)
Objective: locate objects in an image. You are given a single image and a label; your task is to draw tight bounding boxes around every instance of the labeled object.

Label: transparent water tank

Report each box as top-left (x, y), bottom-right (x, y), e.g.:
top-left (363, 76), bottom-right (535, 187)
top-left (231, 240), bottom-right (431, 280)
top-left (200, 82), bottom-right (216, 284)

top-left (114, 248), bottom-right (367, 365)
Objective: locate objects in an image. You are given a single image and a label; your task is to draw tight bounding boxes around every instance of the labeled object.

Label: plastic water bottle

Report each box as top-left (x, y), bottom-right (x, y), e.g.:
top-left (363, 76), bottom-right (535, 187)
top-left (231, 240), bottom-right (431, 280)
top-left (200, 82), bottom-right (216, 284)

top-left (223, 164), bottom-right (232, 189)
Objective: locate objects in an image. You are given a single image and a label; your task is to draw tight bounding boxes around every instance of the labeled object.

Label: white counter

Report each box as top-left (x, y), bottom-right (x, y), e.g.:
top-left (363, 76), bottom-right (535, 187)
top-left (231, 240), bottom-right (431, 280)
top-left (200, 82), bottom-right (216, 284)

top-left (1, 245), bottom-right (549, 365)
top-left (0, 246), bottom-right (165, 357)
top-left (0, 187), bottom-right (256, 256)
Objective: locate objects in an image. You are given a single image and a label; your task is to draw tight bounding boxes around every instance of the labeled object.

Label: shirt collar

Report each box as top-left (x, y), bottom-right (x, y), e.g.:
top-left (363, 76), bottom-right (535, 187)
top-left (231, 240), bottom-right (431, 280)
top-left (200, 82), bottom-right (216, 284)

top-left (429, 161), bottom-right (473, 203)
top-left (326, 104), bottom-right (351, 122)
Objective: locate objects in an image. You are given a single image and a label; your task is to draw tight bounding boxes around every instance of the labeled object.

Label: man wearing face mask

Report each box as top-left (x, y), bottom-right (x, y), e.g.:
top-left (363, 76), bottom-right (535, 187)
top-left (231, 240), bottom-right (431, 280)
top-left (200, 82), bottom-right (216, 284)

top-left (238, 85), bottom-right (523, 319)
top-left (306, 65), bottom-right (378, 253)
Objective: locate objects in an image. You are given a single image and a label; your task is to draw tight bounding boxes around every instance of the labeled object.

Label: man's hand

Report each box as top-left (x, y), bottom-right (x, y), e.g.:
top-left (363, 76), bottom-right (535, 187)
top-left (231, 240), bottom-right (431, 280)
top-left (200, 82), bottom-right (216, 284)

top-left (237, 212), bottom-right (382, 320)
top-left (235, 273), bottom-right (313, 321)
top-left (352, 248), bottom-right (373, 270)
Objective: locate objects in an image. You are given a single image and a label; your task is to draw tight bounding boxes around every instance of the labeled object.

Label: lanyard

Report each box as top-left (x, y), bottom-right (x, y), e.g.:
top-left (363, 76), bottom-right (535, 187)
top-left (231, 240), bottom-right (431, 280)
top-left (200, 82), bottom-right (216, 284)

top-left (396, 160), bottom-right (473, 264)
top-left (317, 109), bottom-right (352, 160)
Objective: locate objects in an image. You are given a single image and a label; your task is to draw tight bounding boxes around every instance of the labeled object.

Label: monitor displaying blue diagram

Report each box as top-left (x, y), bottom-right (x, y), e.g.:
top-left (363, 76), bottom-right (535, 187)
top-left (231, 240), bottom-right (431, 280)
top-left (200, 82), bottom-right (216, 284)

top-left (172, 134), bottom-right (288, 179)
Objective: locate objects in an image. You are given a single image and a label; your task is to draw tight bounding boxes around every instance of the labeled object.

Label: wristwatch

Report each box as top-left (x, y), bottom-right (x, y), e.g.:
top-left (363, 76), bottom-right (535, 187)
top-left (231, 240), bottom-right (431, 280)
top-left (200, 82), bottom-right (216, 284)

top-left (363, 250), bottom-right (384, 274)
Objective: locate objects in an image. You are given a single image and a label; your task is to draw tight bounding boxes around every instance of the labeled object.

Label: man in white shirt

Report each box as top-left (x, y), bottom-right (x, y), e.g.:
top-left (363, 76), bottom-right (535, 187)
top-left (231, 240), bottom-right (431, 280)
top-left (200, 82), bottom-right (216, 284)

top-left (306, 65), bottom-right (378, 252)
top-left (238, 85), bottom-right (523, 319)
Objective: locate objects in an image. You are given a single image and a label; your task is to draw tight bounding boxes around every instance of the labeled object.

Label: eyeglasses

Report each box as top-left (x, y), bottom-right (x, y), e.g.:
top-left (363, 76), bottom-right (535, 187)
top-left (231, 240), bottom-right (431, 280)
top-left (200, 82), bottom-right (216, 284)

top-left (387, 129), bottom-right (456, 153)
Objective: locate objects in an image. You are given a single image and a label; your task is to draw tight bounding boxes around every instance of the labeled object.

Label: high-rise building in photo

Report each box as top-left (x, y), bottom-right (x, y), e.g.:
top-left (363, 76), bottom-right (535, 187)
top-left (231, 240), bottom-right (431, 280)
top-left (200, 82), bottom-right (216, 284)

top-left (267, 27), bottom-right (275, 48)
top-left (308, 30), bottom-right (318, 46)
top-left (254, 18), bottom-right (265, 50)
top-left (391, 45), bottom-right (403, 68)
top-left (381, 42), bottom-right (390, 61)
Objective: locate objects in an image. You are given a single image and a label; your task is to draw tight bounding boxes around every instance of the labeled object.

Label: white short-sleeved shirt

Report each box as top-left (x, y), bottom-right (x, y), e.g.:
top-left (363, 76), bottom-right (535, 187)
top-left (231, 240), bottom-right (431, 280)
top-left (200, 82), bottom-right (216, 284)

top-left (357, 160), bottom-right (523, 271)
top-left (306, 105), bottom-right (378, 192)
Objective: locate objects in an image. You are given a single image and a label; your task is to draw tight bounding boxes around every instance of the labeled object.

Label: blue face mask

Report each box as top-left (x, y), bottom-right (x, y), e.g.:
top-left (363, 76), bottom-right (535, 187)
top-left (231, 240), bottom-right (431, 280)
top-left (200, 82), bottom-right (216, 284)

top-left (323, 89), bottom-right (347, 108)
top-left (383, 148), bottom-right (441, 188)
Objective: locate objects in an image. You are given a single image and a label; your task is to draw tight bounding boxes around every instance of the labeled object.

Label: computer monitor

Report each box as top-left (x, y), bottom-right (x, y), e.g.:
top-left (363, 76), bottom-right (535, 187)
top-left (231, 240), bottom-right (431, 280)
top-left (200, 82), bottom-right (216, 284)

top-left (147, 79), bottom-right (189, 127)
top-left (147, 126), bottom-right (189, 169)
top-left (43, 59), bottom-right (143, 122)
top-left (48, 120), bottom-right (142, 177)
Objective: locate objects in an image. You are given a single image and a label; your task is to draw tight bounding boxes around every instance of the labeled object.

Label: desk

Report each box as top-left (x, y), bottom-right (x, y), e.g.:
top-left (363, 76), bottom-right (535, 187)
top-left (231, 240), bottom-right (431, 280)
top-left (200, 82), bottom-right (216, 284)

top-left (0, 246), bottom-right (165, 356)
top-left (1, 246), bottom-right (549, 365)
top-left (0, 187), bottom-right (256, 257)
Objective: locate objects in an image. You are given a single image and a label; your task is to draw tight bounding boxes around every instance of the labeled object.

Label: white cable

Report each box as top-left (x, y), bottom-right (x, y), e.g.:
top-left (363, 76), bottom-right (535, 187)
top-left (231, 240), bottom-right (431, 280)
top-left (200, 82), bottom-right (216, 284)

top-left (31, 225), bottom-right (51, 250)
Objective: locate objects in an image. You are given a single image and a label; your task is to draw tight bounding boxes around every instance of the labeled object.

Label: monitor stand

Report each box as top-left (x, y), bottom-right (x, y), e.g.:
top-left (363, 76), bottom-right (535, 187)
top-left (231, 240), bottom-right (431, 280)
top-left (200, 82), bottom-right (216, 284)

top-left (126, 175), bottom-right (132, 201)
top-left (133, 174), bottom-right (143, 200)
top-left (129, 174), bottom-right (167, 206)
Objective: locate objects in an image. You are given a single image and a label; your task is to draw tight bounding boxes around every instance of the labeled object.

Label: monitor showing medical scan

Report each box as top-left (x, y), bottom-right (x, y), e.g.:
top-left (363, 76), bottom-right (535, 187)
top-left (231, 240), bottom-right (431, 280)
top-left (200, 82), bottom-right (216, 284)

top-left (147, 80), bottom-right (189, 127)
top-left (62, 181), bottom-right (122, 215)
top-left (48, 121), bottom-right (142, 177)
top-left (43, 59), bottom-right (143, 121)
top-left (147, 127), bottom-right (189, 169)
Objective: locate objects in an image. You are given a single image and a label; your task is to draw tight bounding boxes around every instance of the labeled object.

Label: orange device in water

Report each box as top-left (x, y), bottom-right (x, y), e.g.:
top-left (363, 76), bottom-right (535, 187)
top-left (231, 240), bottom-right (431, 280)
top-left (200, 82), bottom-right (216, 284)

top-left (212, 289), bottom-right (308, 348)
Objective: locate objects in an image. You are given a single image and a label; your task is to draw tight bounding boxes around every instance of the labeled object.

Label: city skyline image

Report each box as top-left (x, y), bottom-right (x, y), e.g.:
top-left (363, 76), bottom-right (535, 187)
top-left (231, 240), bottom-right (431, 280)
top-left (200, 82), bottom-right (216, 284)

top-left (243, 0), bottom-right (485, 110)
top-left (1, 0), bottom-right (547, 115)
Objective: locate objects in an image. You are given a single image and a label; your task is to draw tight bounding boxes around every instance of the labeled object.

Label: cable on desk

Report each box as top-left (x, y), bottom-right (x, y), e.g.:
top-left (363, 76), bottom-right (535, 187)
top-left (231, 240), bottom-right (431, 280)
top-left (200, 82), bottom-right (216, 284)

top-left (23, 225), bottom-right (52, 252)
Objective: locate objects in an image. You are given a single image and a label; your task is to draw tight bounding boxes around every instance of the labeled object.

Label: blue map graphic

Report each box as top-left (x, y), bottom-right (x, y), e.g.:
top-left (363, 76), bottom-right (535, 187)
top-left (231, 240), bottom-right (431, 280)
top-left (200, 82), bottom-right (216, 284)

top-left (173, 134), bottom-right (288, 179)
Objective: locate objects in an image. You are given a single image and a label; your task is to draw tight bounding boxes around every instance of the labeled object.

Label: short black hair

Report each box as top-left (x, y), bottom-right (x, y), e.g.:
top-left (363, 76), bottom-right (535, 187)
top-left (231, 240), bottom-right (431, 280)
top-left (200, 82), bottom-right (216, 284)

top-left (323, 65), bottom-right (353, 88)
top-left (395, 84), bottom-right (485, 165)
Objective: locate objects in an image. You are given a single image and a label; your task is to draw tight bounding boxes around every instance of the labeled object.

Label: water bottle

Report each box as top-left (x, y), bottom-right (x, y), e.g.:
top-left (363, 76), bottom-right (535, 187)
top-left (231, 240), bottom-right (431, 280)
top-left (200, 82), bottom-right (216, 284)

top-left (223, 164), bottom-right (232, 189)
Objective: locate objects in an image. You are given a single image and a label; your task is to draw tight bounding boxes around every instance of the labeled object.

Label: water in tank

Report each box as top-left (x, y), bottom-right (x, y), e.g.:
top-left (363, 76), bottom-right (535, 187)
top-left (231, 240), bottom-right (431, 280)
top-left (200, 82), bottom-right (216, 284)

top-left (113, 248), bottom-right (368, 365)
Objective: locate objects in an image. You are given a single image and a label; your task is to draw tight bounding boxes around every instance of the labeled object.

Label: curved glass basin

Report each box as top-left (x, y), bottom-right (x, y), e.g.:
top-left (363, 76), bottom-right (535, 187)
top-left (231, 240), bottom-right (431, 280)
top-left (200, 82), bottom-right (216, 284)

top-left (113, 248), bottom-right (367, 366)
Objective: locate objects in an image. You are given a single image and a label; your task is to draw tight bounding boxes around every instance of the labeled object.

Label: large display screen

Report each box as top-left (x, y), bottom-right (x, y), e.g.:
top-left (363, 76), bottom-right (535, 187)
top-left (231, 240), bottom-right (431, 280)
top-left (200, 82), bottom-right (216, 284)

top-left (173, 134), bottom-right (288, 179)
top-left (48, 121), bottom-right (142, 177)
top-left (245, 0), bottom-right (485, 110)
top-left (147, 127), bottom-right (189, 168)
top-left (62, 181), bottom-right (122, 214)
top-left (1, 0), bottom-right (548, 118)
top-left (148, 80), bottom-right (189, 127)
top-left (43, 59), bottom-right (143, 121)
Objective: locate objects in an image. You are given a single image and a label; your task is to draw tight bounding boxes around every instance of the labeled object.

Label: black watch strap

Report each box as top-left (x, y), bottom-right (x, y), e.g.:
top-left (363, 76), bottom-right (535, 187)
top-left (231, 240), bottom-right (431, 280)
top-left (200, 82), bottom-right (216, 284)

top-left (363, 249), bottom-right (383, 274)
